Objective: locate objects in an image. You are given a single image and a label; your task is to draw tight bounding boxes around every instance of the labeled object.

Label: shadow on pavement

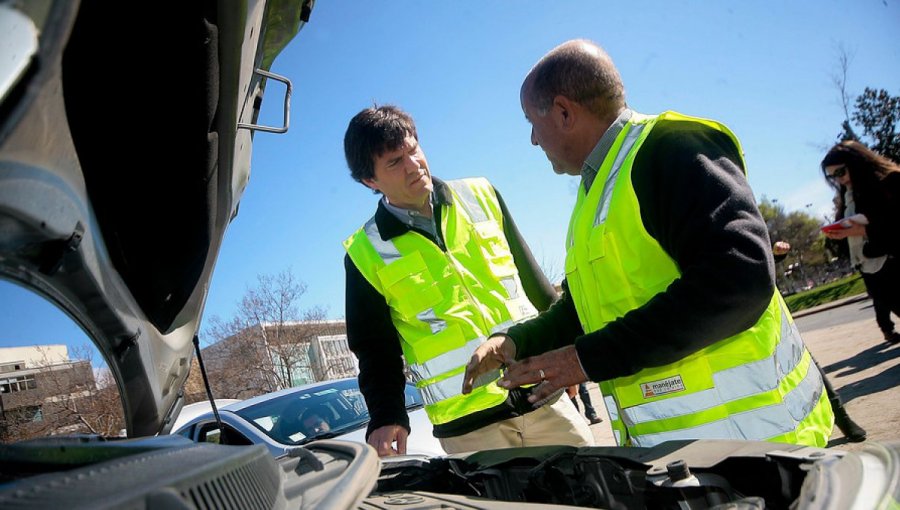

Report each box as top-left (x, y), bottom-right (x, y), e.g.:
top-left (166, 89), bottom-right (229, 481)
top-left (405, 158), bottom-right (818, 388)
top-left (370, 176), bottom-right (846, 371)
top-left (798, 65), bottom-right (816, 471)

top-left (823, 341), bottom-right (900, 375)
top-left (823, 342), bottom-right (900, 404)
top-left (827, 436), bottom-right (852, 448)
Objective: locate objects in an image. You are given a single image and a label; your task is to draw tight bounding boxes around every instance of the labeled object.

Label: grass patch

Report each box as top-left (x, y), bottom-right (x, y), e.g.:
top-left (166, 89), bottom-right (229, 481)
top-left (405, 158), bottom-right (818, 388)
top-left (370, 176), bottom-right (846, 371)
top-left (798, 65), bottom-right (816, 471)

top-left (784, 274), bottom-right (867, 312)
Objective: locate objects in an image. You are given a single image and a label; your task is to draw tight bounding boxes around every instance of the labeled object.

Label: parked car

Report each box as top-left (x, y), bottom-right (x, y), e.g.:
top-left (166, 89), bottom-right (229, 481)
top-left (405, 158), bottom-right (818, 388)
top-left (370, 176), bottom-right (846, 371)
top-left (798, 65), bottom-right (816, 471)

top-left (173, 379), bottom-right (445, 456)
top-left (0, 1), bottom-right (898, 509)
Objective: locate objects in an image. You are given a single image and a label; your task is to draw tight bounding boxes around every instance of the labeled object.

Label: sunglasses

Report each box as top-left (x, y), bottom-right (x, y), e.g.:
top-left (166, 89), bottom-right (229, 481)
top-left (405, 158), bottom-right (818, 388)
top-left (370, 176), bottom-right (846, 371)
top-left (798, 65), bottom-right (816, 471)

top-left (826, 165), bottom-right (848, 180)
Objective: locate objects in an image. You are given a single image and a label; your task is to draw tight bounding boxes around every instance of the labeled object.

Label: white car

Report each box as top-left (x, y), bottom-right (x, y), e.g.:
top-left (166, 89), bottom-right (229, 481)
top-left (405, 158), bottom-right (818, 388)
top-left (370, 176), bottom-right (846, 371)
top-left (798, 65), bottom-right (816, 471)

top-left (172, 378), bottom-right (444, 457)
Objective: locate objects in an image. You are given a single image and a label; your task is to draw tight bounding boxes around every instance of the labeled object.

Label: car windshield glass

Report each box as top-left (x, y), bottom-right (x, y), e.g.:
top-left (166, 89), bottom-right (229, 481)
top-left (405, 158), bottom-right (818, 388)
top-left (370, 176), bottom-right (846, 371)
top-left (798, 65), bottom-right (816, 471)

top-left (233, 380), bottom-right (422, 444)
top-left (235, 379), bottom-right (366, 444)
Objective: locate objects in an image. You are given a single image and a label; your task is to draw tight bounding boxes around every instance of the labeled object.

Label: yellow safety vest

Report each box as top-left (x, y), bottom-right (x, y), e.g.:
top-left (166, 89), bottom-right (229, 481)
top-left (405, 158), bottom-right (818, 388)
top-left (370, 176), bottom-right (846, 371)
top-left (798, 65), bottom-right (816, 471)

top-left (344, 178), bottom-right (538, 425)
top-left (565, 111), bottom-right (834, 447)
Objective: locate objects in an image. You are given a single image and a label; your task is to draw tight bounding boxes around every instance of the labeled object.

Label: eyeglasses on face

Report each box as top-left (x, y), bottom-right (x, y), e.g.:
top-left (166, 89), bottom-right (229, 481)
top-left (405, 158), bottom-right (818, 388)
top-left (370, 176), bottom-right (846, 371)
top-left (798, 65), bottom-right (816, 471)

top-left (826, 165), bottom-right (848, 180)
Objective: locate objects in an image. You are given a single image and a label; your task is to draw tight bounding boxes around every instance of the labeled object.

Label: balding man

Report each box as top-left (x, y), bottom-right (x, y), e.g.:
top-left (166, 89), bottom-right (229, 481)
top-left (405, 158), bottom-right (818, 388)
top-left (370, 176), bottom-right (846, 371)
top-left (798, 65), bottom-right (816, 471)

top-left (464, 40), bottom-right (834, 448)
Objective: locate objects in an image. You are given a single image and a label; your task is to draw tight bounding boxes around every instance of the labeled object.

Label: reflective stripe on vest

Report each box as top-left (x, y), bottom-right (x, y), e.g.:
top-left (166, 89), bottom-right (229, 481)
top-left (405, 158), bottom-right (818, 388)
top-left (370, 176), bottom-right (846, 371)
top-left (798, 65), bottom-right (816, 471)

top-left (622, 301), bottom-right (805, 425)
top-left (631, 349), bottom-right (823, 446)
top-left (566, 112), bottom-right (833, 447)
top-left (594, 122), bottom-right (648, 228)
top-left (345, 178), bottom-right (537, 425)
top-left (418, 368), bottom-right (503, 405)
top-left (406, 320), bottom-right (519, 386)
top-left (448, 180), bottom-right (490, 223)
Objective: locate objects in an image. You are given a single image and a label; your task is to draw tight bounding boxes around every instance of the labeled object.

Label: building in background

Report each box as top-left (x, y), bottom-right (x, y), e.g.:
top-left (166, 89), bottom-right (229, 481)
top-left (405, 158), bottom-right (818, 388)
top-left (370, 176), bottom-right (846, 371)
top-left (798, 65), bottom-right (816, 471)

top-left (198, 320), bottom-right (354, 400)
top-left (309, 330), bottom-right (357, 381)
top-left (1, 345), bottom-right (97, 441)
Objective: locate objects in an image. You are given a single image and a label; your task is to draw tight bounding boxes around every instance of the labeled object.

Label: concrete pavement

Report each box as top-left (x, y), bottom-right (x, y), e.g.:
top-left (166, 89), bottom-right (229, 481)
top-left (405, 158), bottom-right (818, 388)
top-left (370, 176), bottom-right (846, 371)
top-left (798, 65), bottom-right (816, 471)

top-left (576, 294), bottom-right (899, 451)
top-left (794, 296), bottom-right (899, 451)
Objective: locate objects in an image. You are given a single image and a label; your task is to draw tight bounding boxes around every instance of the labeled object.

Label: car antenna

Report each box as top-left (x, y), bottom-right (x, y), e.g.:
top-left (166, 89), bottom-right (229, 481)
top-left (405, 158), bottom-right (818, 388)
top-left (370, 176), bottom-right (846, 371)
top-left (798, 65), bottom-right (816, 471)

top-left (193, 334), bottom-right (226, 444)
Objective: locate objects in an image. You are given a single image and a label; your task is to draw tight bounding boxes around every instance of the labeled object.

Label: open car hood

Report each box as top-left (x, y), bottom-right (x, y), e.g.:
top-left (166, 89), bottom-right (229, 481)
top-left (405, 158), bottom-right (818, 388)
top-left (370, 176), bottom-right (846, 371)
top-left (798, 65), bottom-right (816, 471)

top-left (0, 0), bottom-right (313, 436)
top-left (2, 436), bottom-right (898, 508)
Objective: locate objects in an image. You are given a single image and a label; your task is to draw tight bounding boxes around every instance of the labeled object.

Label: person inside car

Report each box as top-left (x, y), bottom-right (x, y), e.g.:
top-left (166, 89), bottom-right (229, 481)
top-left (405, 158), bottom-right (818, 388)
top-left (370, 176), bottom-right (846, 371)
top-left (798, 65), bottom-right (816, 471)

top-left (299, 406), bottom-right (332, 437)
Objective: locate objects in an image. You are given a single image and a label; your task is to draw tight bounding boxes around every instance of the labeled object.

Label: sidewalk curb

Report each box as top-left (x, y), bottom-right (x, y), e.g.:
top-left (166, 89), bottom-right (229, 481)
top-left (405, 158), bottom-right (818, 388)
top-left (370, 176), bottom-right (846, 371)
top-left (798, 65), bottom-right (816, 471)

top-left (791, 293), bottom-right (870, 318)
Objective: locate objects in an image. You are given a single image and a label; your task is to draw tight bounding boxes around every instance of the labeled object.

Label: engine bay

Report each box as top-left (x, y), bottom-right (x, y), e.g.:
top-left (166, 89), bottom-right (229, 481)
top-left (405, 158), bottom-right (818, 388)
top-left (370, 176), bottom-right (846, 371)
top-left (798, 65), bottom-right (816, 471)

top-left (374, 441), bottom-right (844, 509)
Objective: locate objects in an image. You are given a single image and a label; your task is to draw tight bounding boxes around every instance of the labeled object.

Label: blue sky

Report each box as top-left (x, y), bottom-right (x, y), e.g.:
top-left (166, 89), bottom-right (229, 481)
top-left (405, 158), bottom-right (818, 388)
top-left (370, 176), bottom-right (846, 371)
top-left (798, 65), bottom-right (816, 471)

top-left (2, 0), bottom-right (899, 366)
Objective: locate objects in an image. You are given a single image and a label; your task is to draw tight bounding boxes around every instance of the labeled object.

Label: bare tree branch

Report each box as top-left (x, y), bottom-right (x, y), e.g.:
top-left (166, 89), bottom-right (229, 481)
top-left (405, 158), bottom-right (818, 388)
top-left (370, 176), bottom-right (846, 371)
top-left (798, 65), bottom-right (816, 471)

top-left (199, 269), bottom-right (341, 399)
top-left (1, 345), bottom-right (124, 442)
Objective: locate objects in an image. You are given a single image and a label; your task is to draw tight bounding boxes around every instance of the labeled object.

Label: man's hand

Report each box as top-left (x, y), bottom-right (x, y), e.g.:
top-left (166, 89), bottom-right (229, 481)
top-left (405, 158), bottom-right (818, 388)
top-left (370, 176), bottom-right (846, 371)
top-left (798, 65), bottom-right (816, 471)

top-left (462, 334), bottom-right (516, 394)
top-left (772, 241), bottom-right (791, 256)
top-left (367, 425), bottom-right (408, 457)
top-left (499, 345), bottom-right (588, 405)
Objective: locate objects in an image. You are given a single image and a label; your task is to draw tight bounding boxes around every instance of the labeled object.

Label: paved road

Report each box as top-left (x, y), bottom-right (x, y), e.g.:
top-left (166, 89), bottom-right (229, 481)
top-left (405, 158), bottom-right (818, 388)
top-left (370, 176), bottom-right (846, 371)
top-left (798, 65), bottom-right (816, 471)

top-left (795, 297), bottom-right (900, 451)
top-left (579, 296), bottom-right (900, 451)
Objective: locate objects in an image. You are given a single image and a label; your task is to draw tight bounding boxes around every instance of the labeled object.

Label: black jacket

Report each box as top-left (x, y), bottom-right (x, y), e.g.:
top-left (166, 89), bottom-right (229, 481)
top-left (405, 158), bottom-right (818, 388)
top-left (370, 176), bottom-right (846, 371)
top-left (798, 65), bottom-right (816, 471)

top-left (345, 178), bottom-right (557, 438)
top-left (853, 172), bottom-right (900, 259)
top-left (507, 118), bottom-right (776, 384)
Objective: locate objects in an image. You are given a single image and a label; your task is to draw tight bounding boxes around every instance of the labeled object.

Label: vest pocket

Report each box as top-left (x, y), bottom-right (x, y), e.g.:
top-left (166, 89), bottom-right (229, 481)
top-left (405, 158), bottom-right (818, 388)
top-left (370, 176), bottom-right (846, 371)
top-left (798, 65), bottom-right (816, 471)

top-left (472, 221), bottom-right (516, 277)
top-left (587, 228), bottom-right (634, 313)
top-left (588, 224), bottom-right (607, 260)
top-left (376, 251), bottom-right (443, 319)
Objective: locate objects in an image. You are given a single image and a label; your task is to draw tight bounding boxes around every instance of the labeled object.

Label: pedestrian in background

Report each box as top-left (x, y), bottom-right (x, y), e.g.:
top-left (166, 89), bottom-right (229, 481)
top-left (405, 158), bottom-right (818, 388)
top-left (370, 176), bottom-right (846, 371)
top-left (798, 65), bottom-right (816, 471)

top-left (821, 140), bottom-right (900, 345)
top-left (566, 383), bottom-right (602, 425)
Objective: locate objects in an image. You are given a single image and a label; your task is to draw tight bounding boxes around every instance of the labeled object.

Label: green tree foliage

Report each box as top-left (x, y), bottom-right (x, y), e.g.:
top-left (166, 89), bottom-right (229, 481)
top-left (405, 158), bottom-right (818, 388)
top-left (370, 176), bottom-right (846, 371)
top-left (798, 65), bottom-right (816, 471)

top-left (848, 88), bottom-right (900, 161)
top-left (759, 198), bottom-right (835, 291)
top-left (760, 199), bottom-right (827, 266)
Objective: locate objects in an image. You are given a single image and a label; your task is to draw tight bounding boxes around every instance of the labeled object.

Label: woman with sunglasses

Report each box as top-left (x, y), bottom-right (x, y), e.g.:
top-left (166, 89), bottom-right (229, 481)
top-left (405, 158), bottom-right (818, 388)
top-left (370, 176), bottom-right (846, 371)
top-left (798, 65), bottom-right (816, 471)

top-left (821, 140), bottom-right (900, 345)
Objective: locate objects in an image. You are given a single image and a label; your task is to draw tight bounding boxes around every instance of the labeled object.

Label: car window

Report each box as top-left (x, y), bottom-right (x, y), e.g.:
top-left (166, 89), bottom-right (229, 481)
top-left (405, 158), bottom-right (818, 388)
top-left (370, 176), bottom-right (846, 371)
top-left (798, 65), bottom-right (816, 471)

top-left (197, 422), bottom-right (252, 446)
top-left (176, 425), bottom-right (194, 440)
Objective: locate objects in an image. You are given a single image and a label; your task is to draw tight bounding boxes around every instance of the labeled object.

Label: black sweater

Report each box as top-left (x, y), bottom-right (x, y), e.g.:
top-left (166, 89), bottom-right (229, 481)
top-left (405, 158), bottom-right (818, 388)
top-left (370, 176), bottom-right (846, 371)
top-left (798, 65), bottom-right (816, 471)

top-left (507, 119), bottom-right (776, 383)
top-left (344, 178), bottom-right (557, 438)
top-left (852, 172), bottom-right (900, 259)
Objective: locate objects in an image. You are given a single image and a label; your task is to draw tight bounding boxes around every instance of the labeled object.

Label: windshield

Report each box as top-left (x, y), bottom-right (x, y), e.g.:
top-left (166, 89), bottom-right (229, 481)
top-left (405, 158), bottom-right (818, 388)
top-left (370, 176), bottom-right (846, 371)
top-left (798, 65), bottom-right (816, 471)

top-left (234, 379), bottom-right (423, 444)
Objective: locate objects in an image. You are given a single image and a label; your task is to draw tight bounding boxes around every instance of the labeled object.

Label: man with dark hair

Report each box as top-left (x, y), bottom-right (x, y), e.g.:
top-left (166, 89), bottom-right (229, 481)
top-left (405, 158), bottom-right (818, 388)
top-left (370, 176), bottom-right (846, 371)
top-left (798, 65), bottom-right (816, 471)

top-left (299, 406), bottom-right (331, 437)
top-left (342, 105), bottom-right (593, 456)
top-left (464, 40), bottom-right (835, 448)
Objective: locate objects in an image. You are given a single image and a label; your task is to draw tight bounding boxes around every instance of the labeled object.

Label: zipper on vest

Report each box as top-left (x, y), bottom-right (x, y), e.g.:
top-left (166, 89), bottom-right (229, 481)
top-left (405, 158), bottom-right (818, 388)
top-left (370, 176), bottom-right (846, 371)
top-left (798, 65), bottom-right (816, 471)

top-left (433, 204), bottom-right (447, 250)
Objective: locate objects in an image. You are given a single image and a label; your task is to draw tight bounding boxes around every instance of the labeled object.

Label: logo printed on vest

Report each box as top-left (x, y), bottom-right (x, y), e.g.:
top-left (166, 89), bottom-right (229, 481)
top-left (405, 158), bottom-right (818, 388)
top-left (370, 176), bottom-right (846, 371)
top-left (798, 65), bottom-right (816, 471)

top-left (640, 375), bottom-right (686, 398)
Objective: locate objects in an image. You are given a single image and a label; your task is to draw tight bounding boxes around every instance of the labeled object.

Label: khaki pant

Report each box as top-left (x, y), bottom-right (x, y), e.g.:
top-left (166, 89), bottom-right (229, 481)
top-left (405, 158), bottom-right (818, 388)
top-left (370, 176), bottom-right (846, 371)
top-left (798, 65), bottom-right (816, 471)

top-left (438, 394), bottom-right (594, 454)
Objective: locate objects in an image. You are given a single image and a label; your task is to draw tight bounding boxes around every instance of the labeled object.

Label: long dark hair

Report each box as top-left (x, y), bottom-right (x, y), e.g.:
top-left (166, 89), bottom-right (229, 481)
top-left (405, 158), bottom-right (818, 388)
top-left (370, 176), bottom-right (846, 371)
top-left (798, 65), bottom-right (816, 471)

top-left (820, 140), bottom-right (899, 219)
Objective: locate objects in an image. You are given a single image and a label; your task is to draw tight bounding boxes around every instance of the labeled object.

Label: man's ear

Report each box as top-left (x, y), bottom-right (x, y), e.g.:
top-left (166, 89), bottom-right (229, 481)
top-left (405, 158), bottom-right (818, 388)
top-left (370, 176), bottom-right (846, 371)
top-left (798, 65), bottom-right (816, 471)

top-left (553, 95), bottom-right (578, 130)
top-left (362, 177), bottom-right (379, 192)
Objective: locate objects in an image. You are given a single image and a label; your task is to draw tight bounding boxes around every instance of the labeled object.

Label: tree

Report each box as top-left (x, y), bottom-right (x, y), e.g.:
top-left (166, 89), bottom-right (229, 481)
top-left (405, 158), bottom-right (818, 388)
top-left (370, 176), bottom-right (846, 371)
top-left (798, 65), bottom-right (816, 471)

top-left (538, 254), bottom-right (564, 290)
top-left (852, 88), bottom-right (900, 161)
top-left (830, 44), bottom-right (860, 142)
top-left (1, 346), bottom-right (124, 443)
top-left (202, 269), bottom-right (332, 399)
top-left (759, 199), bottom-right (823, 261)
top-left (759, 198), bottom-right (832, 291)
top-left (831, 46), bottom-right (900, 160)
